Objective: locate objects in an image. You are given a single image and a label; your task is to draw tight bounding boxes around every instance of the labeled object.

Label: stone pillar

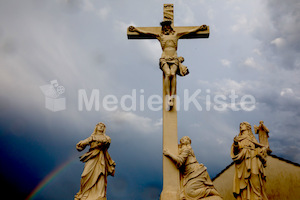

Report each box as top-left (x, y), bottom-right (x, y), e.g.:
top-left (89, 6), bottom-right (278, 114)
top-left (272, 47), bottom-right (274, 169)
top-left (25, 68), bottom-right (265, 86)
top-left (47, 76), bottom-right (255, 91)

top-left (160, 74), bottom-right (180, 200)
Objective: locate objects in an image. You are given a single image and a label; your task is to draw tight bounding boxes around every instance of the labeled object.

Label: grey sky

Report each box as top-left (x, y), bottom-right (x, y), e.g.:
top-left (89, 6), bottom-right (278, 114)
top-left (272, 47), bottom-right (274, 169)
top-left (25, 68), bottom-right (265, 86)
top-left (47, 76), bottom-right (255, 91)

top-left (0, 0), bottom-right (299, 199)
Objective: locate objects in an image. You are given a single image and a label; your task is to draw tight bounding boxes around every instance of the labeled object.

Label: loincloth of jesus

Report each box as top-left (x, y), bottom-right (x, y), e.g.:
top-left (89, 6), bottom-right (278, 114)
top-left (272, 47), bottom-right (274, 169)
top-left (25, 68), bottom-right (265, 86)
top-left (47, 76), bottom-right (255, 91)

top-left (159, 56), bottom-right (189, 76)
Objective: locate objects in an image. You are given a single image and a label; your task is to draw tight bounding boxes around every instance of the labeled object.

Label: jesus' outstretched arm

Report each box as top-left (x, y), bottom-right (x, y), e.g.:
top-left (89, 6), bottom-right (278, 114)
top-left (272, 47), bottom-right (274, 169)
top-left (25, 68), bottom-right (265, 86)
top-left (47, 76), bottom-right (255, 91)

top-left (128, 26), bottom-right (159, 38)
top-left (177, 25), bottom-right (208, 38)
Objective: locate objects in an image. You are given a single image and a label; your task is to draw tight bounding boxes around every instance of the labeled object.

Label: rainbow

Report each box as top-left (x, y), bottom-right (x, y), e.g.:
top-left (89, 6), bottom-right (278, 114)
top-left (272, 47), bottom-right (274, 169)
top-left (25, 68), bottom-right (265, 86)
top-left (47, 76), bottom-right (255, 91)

top-left (25, 156), bottom-right (77, 200)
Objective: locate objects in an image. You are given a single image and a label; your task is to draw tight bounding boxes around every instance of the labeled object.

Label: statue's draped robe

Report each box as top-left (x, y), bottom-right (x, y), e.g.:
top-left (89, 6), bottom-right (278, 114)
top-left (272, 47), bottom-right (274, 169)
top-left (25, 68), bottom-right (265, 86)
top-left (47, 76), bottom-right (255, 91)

top-left (231, 134), bottom-right (268, 200)
top-left (75, 135), bottom-right (116, 200)
top-left (171, 146), bottom-right (222, 200)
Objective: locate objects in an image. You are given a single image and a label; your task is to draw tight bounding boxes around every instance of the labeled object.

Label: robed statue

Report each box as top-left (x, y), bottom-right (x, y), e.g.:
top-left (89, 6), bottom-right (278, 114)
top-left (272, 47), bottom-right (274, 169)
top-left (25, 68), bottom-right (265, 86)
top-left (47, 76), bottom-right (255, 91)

top-left (231, 122), bottom-right (268, 200)
top-left (75, 122), bottom-right (116, 200)
top-left (164, 136), bottom-right (222, 200)
top-left (254, 121), bottom-right (271, 154)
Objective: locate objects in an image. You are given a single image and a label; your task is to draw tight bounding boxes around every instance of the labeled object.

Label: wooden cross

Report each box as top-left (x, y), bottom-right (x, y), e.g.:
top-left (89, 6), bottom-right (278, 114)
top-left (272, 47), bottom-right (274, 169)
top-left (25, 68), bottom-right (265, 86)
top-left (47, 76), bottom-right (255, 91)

top-left (127, 4), bottom-right (209, 200)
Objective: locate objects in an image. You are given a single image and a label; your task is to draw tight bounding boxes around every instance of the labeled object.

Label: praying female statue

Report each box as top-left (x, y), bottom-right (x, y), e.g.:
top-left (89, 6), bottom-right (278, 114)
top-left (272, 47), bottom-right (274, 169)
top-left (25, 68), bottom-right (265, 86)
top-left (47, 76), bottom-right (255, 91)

top-left (74, 122), bottom-right (116, 200)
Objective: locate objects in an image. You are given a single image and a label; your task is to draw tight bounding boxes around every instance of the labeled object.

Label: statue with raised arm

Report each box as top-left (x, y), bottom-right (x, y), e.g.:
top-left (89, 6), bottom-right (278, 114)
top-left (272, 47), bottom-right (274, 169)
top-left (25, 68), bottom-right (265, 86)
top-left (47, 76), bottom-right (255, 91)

top-left (231, 122), bottom-right (268, 200)
top-left (74, 122), bottom-right (116, 200)
top-left (254, 121), bottom-right (271, 153)
top-left (129, 21), bottom-right (207, 108)
top-left (164, 136), bottom-right (222, 200)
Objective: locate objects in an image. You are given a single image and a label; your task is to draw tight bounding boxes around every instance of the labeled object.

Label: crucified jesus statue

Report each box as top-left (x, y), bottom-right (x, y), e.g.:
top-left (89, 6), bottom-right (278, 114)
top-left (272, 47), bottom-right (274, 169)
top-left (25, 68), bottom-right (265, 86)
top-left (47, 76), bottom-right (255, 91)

top-left (129, 21), bottom-right (207, 108)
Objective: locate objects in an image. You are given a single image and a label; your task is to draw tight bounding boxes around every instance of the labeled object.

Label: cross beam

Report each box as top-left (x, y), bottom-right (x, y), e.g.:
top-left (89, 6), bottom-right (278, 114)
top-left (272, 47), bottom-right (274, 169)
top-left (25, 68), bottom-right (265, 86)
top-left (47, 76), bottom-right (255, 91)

top-left (127, 26), bottom-right (209, 39)
top-left (127, 4), bottom-right (209, 200)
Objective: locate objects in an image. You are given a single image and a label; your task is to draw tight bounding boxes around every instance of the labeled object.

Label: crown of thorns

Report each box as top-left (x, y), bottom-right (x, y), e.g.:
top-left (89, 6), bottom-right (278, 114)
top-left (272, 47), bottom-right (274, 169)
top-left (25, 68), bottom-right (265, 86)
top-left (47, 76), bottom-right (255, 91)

top-left (160, 20), bottom-right (172, 26)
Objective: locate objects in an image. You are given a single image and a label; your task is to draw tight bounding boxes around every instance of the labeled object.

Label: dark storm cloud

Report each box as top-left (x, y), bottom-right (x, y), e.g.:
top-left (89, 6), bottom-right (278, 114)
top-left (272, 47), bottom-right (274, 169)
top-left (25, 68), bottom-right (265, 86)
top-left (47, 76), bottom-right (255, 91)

top-left (255, 0), bottom-right (300, 70)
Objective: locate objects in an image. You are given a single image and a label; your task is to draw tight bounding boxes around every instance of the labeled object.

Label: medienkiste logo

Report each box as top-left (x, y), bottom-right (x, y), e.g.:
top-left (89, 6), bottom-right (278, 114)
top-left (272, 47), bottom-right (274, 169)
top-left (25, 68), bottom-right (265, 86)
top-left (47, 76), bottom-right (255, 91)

top-left (40, 80), bottom-right (66, 112)
top-left (39, 80), bottom-right (256, 112)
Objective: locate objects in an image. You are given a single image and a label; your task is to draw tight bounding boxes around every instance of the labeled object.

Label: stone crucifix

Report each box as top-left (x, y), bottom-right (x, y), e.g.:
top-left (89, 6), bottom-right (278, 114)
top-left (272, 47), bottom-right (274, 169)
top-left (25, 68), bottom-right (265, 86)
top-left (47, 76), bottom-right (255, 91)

top-left (127, 4), bottom-right (209, 200)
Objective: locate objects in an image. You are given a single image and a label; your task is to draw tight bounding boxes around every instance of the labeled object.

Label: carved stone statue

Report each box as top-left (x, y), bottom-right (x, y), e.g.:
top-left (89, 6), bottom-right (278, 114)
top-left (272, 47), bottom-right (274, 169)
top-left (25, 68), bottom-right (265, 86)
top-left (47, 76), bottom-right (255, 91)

top-left (231, 122), bottom-right (268, 200)
top-left (129, 22), bottom-right (207, 108)
top-left (164, 136), bottom-right (222, 200)
top-left (74, 122), bottom-right (116, 200)
top-left (254, 121), bottom-right (271, 153)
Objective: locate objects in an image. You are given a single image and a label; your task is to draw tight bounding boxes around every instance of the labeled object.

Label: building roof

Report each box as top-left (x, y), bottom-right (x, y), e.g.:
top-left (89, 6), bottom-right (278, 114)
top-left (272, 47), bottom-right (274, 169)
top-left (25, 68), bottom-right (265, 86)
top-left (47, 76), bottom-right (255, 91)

top-left (212, 154), bottom-right (300, 181)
